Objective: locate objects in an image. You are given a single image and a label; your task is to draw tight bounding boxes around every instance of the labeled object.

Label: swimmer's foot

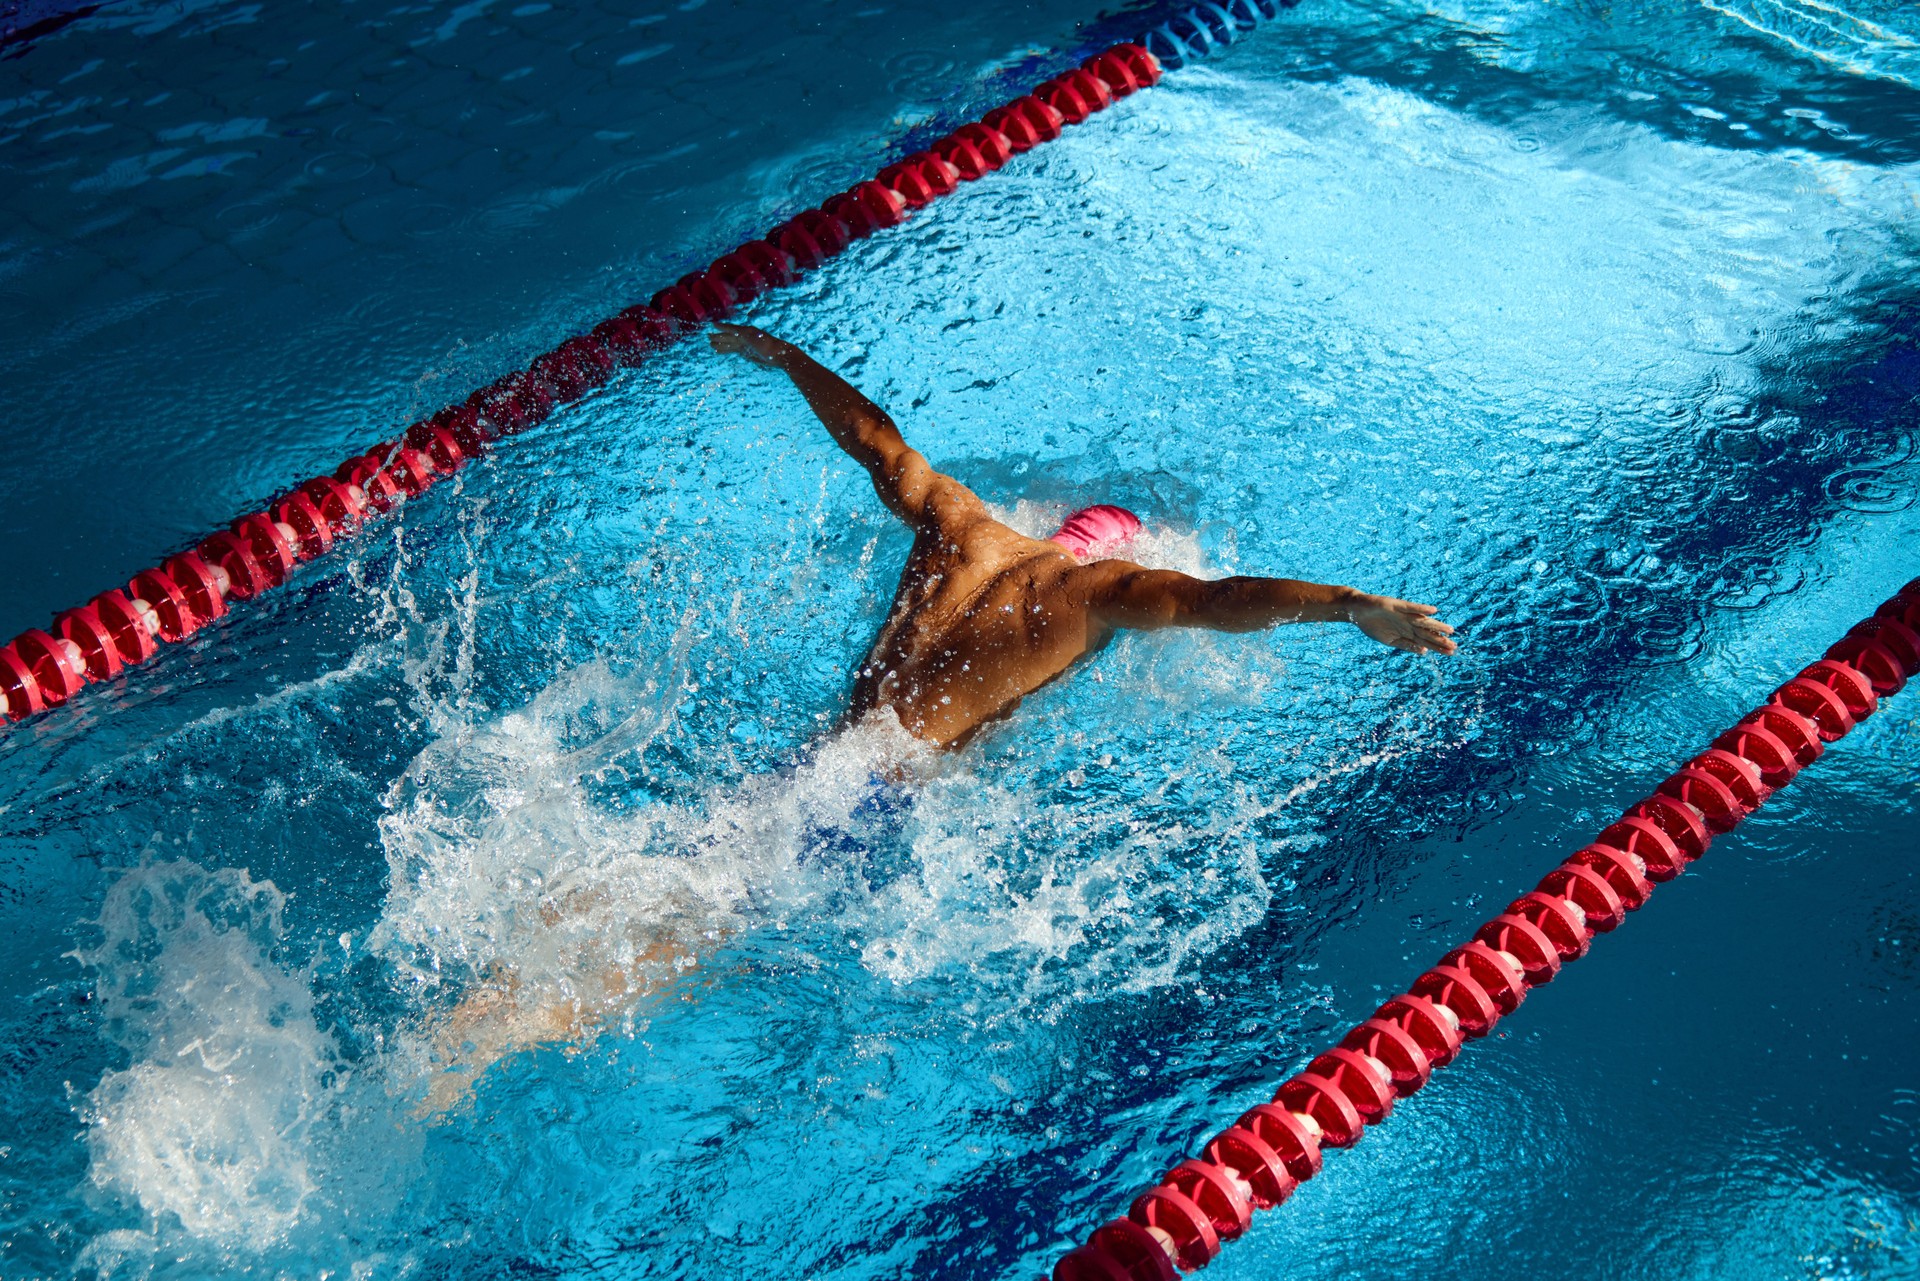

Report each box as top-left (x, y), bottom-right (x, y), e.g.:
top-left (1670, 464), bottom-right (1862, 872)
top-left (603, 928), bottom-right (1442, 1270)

top-left (414, 975), bottom-right (600, 1116)
top-left (412, 939), bottom-right (710, 1116)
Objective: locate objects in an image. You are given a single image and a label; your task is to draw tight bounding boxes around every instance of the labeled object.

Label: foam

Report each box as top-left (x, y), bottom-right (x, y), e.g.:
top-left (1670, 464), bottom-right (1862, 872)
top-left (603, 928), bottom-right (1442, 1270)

top-left (74, 862), bottom-right (339, 1248)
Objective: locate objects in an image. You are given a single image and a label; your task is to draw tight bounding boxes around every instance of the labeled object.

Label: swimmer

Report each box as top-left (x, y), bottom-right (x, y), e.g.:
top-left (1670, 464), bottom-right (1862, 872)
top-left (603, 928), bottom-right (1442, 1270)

top-left (708, 322), bottom-right (1456, 749)
top-left (418, 323), bottom-right (1458, 1108)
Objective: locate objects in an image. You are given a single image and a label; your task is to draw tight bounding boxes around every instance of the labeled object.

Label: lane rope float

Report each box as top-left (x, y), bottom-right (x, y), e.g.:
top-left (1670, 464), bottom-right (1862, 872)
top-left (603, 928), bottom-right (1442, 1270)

top-left (0, 0), bottom-right (1305, 726)
top-left (1050, 576), bottom-right (1920, 1280)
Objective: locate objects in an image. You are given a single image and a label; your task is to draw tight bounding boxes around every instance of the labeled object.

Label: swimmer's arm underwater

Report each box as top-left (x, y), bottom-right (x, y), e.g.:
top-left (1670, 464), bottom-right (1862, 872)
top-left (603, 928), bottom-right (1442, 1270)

top-left (1085, 566), bottom-right (1458, 655)
top-left (709, 323), bottom-right (983, 531)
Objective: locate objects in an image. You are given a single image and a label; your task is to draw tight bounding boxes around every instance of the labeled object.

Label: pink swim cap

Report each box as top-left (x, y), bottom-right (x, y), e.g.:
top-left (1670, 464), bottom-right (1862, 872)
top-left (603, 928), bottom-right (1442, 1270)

top-left (1049, 504), bottom-right (1143, 560)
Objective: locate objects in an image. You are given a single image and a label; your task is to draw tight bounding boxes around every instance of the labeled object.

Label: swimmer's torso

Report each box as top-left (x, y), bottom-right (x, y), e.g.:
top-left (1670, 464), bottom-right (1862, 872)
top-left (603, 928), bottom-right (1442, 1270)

top-left (849, 516), bottom-right (1108, 748)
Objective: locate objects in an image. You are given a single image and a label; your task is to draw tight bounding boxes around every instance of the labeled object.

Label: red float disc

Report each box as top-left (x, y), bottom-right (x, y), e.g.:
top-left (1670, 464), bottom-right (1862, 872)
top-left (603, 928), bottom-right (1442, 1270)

top-left (680, 269), bottom-right (738, 318)
top-left (709, 251), bottom-right (770, 301)
top-left (1087, 1219), bottom-right (1178, 1281)
top-left (826, 181), bottom-right (909, 238)
top-left (271, 491), bottom-right (335, 560)
top-left (617, 304), bottom-right (680, 349)
top-left (791, 208), bottom-right (854, 257)
top-left (939, 122), bottom-right (1014, 177)
top-left (1441, 941), bottom-right (1527, 1014)
top-left (1876, 590), bottom-right (1920, 632)
top-left (528, 347), bottom-right (584, 402)
top-left (1113, 43), bottom-right (1163, 88)
top-left (199, 532), bottom-right (271, 600)
top-left (381, 445), bottom-right (436, 497)
top-left (1341, 1017), bottom-right (1434, 1095)
top-left (1567, 844), bottom-right (1652, 911)
top-left (1082, 49), bottom-right (1146, 97)
top-left (53, 605), bottom-right (123, 680)
top-left (877, 154), bottom-right (960, 208)
top-left (0, 645), bottom-right (44, 721)
top-left (983, 96), bottom-right (1064, 151)
top-left (128, 568), bottom-right (203, 642)
top-left (1600, 811), bottom-right (1691, 880)
top-left (1373, 991), bottom-right (1466, 1065)
top-left (1656, 766), bottom-right (1744, 834)
top-left (1235, 1103), bottom-right (1324, 1179)
top-left (1053, 1245), bottom-right (1135, 1281)
top-left (1475, 912), bottom-right (1563, 984)
top-left (771, 219), bottom-right (829, 271)
top-left (1798, 658), bottom-right (1879, 721)
top-left (1686, 747), bottom-right (1767, 810)
top-left (1622, 793), bottom-right (1711, 862)
top-left (1712, 722), bottom-right (1796, 787)
top-left (1128, 1186), bottom-right (1219, 1270)
top-left (90, 588), bottom-right (160, 663)
top-left (1306, 1047), bottom-right (1394, 1122)
top-left (739, 239), bottom-right (798, 287)
top-left (1163, 1158), bottom-right (1253, 1237)
top-left (650, 283), bottom-right (711, 327)
top-left (232, 513), bottom-right (298, 580)
top-left (1202, 1126), bottom-right (1297, 1209)
top-left (336, 455), bottom-right (404, 511)
top-left (592, 315), bottom-right (651, 363)
top-left (1739, 704), bottom-right (1824, 768)
top-left (11, 629), bottom-right (86, 705)
top-left (1506, 891), bottom-right (1590, 959)
top-left (567, 330), bottom-right (618, 375)
top-left (468, 370), bottom-right (552, 435)
top-left (1411, 965), bottom-right (1502, 1036)
top-left (1038, 68), bottom-right (1114, 123)
top-left (300, 476), bottom-right (367, 533)
top-left (1274, 1072), bottom-right (1366, 1147)
top-left (1848, 615), bottom-right (1920, 677)
top-left (1021, 94), bottom-right (1067, 139)
top-left (1771, 676), bottom-right (1855, 741)
top-left (164, 553), bottom-right (229, 624)
top-left (404, 422), bottom-right (471, 478)
top-left (1539, 862), bottom-right (1626, 933)
top-left (1824, 634), bottom-right (1907, 697)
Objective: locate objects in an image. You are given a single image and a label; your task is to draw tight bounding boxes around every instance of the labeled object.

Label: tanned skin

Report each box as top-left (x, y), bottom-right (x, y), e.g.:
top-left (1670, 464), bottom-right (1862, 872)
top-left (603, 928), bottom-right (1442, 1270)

top-left (710, 322), bottom-right (1457, 748)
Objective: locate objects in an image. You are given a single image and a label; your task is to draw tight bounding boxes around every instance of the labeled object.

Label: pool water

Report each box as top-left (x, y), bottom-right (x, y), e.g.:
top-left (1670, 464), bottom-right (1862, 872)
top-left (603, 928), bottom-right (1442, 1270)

top-left (3, 1), bottom-right (1918, 1278)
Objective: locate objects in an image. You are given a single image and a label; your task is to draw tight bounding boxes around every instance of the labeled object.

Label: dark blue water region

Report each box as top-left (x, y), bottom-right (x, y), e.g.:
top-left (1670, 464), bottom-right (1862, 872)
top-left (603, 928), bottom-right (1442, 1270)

top-left (1, 1), bottom-right (1918, 1279)
top-left (0, 0), bottom-right (1154, 635)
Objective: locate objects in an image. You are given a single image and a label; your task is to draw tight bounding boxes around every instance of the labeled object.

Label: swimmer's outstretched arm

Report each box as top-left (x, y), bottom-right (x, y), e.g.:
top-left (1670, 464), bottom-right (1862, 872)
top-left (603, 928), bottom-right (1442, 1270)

top-left (1085, 566), bottom-right (1458, 656)
top-left (709, 323), bottom-right (983, 530)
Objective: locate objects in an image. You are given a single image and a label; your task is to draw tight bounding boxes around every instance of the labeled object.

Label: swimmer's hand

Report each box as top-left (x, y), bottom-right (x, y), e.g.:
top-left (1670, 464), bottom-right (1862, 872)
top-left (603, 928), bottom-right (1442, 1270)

top-left (709, 322), bottom-right (790, 368)
top-left (1349, 594), bottom-right (1457, 656)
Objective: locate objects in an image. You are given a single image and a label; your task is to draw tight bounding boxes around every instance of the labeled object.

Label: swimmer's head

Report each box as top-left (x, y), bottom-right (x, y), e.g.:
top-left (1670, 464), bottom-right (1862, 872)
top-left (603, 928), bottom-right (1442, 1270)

top-left (1049, 504), bottom-right (1143, 561)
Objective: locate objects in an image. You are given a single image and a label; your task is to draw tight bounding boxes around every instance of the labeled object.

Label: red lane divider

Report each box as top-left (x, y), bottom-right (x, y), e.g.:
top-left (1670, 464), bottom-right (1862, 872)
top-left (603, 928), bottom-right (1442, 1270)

top-left (1053, 576), bottom-right (1920, 1280)
top-left (0, 44), bottom-right (1163, 727)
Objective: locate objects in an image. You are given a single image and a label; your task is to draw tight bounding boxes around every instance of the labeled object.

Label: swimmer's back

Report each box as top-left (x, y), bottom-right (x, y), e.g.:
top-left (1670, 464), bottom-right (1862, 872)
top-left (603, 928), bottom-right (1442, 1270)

top-left (850, 513), bottom-right (1107, 747)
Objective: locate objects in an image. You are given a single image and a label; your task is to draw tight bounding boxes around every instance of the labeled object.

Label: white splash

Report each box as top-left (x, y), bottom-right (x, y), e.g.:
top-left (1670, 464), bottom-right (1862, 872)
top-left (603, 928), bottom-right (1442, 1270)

top-left (74, 862), bottom-right (340, 1248)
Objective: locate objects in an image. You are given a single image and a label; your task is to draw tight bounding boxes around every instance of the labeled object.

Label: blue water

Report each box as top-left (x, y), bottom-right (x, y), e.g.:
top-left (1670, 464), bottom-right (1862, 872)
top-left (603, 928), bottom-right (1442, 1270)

top-left (3, 1), bottom-right (1919, 1278)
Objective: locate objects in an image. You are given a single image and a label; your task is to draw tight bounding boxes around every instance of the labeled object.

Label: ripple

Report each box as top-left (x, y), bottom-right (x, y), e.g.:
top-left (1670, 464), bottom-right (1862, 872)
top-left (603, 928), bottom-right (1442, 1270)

top-left (884, 49), bottom-right (958, 100)
top-left (1823, 466), bottom-right (1916, 513)
top-left (303, 151), bottom-right (376, 184)
top-left (214, 200), bottom-right (283, 235)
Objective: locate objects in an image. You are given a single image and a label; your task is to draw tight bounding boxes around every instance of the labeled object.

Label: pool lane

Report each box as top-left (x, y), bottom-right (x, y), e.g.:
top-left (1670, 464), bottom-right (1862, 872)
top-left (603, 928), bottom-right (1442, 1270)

top-left (1, 1), bottom-right (1917, 1278)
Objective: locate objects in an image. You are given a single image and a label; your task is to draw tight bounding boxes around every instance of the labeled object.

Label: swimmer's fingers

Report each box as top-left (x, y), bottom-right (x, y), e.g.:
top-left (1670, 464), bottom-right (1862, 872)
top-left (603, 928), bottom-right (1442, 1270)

top-left (708, 322), bottom-right (785, 366)
top-left (1412, 618), bottom-right (1458, 656)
